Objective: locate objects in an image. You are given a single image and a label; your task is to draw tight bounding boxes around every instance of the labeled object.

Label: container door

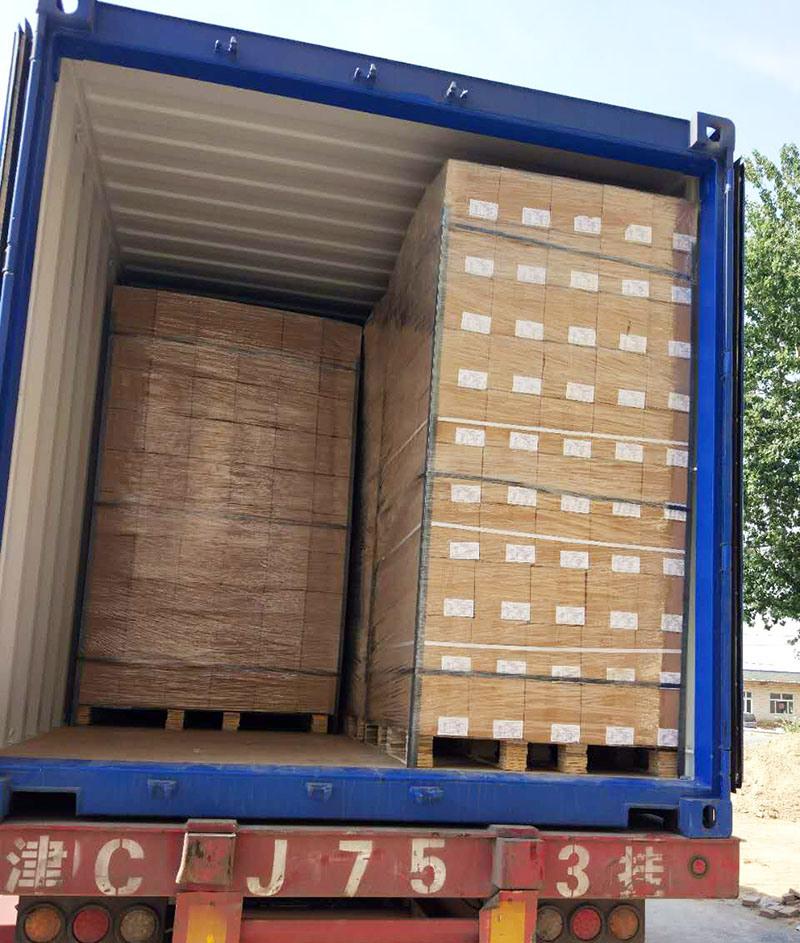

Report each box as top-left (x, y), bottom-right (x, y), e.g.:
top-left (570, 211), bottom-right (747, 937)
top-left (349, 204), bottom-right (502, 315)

top-left (0, 23), bottom-right (32, 264)
top-left (730, 158), bottom-right (745, 790)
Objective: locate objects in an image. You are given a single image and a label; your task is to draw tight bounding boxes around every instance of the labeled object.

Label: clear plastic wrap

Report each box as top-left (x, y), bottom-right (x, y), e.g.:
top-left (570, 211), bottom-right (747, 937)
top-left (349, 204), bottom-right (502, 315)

top-left (78, 288), bottom-right (360, 716)
top-left (354, 160), bottom-right (697, 769)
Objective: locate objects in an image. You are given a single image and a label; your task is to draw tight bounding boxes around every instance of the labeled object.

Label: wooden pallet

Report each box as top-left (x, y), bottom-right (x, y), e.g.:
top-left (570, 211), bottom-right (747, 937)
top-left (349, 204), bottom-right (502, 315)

top-left (76, 706), bottom-right (331, 734)
top-left (345, 716), bottom-right (408, 762)
top-left (414, 736), bottom-right (678, 777)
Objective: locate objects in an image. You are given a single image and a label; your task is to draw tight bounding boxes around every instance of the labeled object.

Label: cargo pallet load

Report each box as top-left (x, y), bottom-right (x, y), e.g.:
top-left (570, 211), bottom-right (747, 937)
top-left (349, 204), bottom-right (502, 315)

top-left (0, 3), bottom-right (742, 942)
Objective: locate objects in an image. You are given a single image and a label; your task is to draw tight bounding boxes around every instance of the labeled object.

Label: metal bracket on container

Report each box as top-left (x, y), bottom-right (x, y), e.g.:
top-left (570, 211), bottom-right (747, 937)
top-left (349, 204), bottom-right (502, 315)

top-left (409, 785), bottom-right (443, 805)
top-left (176, 819), bottom-right (237, 887)
top-left (214, 35), bottom-right (239, 58)
top-left (690, 112), bottom-right (735, 163)
top-left (491, 826), bottom-right (543, 891)
top-left (678, 797), bottom-right (732, 839)
top-left (306, 781), bottom-right (333, 802)
top-left (353, 62), bottom-right (377, 85)
top-left (147, 778), bottom-right (178, 800)
top-left (37, 0), bottom-right (95, 30)
top-left (445, 80), bottom-right (469, 103)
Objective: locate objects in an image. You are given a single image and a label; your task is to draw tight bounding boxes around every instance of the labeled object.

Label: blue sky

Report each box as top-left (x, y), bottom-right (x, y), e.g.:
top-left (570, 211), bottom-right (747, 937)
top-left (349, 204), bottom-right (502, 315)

top-left (2, 0), bottom-right (797, 159)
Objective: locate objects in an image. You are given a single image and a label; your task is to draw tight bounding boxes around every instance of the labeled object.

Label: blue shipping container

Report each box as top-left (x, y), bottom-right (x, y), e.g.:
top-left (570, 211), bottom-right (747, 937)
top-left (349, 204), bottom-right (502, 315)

top-left (0, 0), bottom-right (742, 838)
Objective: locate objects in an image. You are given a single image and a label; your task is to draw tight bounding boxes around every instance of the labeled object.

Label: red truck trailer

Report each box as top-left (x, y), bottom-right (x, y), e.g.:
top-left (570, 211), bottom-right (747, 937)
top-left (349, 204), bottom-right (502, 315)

top-left (0, 2), bottom-right (743, 941)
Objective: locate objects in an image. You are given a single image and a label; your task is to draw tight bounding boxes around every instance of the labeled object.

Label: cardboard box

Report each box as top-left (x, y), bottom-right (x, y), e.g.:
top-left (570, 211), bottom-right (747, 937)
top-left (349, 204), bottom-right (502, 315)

top-left (78, 287), bottom-right (360, 717)
top-left (355, 160), bottom-right (695, 767)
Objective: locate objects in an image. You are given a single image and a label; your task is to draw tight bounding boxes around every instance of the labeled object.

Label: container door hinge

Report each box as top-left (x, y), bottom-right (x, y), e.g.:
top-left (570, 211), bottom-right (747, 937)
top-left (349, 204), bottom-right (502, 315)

top-left (176, 819), bottom-right (238, 888)
top-left (721, 542), bottom-right (732, 575)
top-left (721, 349), bottom-right (732, 379)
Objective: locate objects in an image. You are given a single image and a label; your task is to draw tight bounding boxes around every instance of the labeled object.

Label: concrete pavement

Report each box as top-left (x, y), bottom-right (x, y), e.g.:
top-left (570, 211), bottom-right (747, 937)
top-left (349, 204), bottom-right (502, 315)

top-left (648, 899), bottom-right (799, 941)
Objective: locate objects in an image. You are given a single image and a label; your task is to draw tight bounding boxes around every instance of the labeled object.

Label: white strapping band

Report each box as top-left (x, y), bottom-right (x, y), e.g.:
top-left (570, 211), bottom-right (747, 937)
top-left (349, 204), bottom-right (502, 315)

top-left (430, 521), bottom-right (685, 555)
top-left (426, 641), bottom-right (682, 655)
top-left (437, 416), bottom-right (688, 447)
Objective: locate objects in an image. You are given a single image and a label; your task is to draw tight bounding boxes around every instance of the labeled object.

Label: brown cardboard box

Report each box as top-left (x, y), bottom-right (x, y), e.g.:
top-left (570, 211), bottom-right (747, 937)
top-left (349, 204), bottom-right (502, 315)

top-left (355, 159), bottom-right (694, 768)
top-left (78, 287), bottom-right (359, 718)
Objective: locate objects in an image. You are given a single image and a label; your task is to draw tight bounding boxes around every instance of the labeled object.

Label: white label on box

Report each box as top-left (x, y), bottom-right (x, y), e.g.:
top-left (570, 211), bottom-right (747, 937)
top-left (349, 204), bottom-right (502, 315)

top-left (506, 543), bottom-right (536, 563)
top-left (668, 392), bottom-right (690, 412)
top-left (658, 727), bottom-right (679, 747)
top-left (455, 427), bottom-right (485, 447)
top-left (625, 223), bottom-right (653, 244)
top-left (566, 381), bottom-right (595, 403)
top-left (666, 448), bottom-right (688, 467)
top-left (497, 659), bottom-right (527, 674)
top-left (517, 264), bottom-right (547, 285)
top-left (515, 319), bottom-right (544, 340)
top-left (551, 723), bottom-right (581, 744)
top-left (556, 605), bottom-right (585, 626)
top-left (563, 438), bottom-right (592, 458)
top-left (612, 554), bottom-right (640, 573)
top-left (493, 719), bottom-right (524, 740)
top-left (672, 284), bottom-right (692, 305)
top-left (560, 550), bottom-right (589, 569)
top-left (663, 557), bottom-right (685, 576)
top-left (552, 664), bottom-right (581, 678)
top-left (522, 206), bottom-right (551, 228)
top-left (568, 325), bottom-right (596, 347)
top-left (509, 431), bottom-right (539, 452)
top-left (442, 655), bottom-right (472, 672)
top-left (570, 270), bottom-right (599, 292)
top-left (465, 255), bottom-right (494, 277)
top-left (664, 506), bottom-right (687, 522)
top-left (574, 215), bottom-right (601, 234)
top-left (606, 726), bottom-right (635, 746)
top-left (622, 278), bottom-right (650, 298)
top-left (662, 613), bottom-right (683, 633)
top-left (669, 340), bottom-right (692, 359)
top-left (619, 333), bottom-right (647, 354)
top-left (449, 540), bottom-right (480, 560)
top-left (507, 485), bottom-right (537, 506)
top-left (615, 442), bottom-right (644, 463)
top-left (610, 610), bottom-right (638, 630)
top-left (461, 311), bottom-right (492, 334)
top-left (617, 388), bottom-right (646, 409)
top-left (613, 501), bottom-right (641, 518)
top-left (458, 368), bottom-right (488, 390)
top-left (660, 671), bottom-right (682, 685)
top-left (444, 597), bottom-right (475, 618)
top-left (468, 198), bottom-right (499, 221)
top-left (607, 667), bottom-right (636, 682)
top-left (560, 494), bottom-right (591, 514)
top-left (451, 483), bottom-right (481, 503)
top-left (673, 232), bottom-right (697, 253)
top-left (512, 374), bottom-right (542, 395)
top-left (501, 600), bottom-right (531, 621)
top-left (438, 716), bottom-right (469, 736)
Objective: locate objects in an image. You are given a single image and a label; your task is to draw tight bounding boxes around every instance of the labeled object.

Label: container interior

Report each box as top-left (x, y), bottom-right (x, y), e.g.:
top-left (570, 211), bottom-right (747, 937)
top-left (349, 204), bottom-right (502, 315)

top-left (0, 57), bottom-right (695, 768)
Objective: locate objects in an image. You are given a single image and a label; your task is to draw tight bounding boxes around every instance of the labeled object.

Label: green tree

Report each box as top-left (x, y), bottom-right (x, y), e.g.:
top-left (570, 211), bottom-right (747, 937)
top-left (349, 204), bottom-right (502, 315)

top-left (743, 144), bottom-right (800, 628)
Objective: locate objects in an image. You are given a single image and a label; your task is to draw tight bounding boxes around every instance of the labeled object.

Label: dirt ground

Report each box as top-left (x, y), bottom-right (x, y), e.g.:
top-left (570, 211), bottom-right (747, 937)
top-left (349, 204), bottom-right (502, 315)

top-left (733, 731), bottom-right (800, 899)
top-left (734, 731), bottom-right (800, 822)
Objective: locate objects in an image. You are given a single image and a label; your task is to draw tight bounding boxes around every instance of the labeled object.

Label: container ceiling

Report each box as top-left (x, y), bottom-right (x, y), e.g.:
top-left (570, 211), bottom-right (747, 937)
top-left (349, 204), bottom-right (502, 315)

top-left (69, 60), bottom-right (689, 321)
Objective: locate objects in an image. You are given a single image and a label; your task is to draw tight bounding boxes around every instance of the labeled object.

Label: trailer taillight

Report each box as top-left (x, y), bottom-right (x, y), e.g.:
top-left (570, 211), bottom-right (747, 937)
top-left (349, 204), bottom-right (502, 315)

top-left (535, 904), bottom-right (564, 940)
top-left (569, 905), bottom-right (602, 941)
top-left (71, 906), bottom-right (110, 943)
top-left (118, 907), bottom-right (158, 943)
top-left (22, 905), bottom-right (63, 943)
top-left (607, 904), bottom-right (640, 940)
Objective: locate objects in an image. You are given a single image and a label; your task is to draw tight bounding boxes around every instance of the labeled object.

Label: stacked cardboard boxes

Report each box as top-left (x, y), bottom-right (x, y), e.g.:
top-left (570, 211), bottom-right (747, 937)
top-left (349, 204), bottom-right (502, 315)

top-left (352, 160), bottom-right (696, 772)
top-left (78, 287), bottom-right (360, 719)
